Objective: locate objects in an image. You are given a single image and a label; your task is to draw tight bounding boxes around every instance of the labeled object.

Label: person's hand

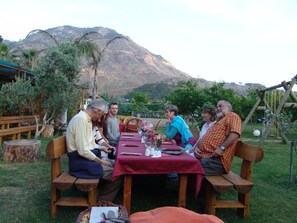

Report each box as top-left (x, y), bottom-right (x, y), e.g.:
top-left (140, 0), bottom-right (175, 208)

top-left (194, 148), bottom-right (202, 159)
top-left (100, 158), bottom-right (112, 167)
top-left (102, 148), bottom-right (110, 154)
top-left (188, 148), bottom-right (194, 153)
top-left (170, 139), bottom-right (177, 145)
top-left (212, 148), bottom-right (224, 157)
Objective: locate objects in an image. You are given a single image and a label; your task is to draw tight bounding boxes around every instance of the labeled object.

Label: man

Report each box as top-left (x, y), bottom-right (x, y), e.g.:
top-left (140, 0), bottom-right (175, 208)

top-left (106, 102), bottom-right (120, 146)
top-left (66, 98), bottom-right (122, 202)
top-left (194, 100), bottom-right (242, 176)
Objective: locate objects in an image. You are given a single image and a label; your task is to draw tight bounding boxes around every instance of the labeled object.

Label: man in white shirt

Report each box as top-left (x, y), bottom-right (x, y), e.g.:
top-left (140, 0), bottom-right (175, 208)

top-left (66, 98), bottom-right (122, 202)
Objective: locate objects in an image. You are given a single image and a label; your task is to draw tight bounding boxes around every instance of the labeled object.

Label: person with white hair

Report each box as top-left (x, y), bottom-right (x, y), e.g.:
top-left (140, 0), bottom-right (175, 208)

top-left (66, 98), bottom-right (122, 202)
top-left (194, 100), bottom-right (242, 176)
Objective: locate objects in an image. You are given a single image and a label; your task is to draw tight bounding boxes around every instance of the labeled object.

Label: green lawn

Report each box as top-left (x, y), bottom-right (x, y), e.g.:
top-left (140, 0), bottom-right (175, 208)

top-left (1, 124), bottom-right (297, 223)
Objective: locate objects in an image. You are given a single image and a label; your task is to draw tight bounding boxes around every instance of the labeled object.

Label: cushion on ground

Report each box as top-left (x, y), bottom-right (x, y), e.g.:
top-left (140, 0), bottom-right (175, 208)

top-left (129, 206), bottom-right (224, 223)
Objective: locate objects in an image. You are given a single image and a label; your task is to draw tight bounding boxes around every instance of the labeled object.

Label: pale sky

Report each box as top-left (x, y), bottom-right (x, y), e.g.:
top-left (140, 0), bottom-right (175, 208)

top-left (1, 0), bottom-right (297, 89)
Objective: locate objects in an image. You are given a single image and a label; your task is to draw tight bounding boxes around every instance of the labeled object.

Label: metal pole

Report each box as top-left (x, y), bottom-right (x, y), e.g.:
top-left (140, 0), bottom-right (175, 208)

top-left (289, 141), bottom-right (294, 184)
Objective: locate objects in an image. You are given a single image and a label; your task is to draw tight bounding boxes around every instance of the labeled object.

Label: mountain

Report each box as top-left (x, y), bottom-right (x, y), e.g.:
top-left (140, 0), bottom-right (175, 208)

top-left (5, 25), bottom-right (255, 96)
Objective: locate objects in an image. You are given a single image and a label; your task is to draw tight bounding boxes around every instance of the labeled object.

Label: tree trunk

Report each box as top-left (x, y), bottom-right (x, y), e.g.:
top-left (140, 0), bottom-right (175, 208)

top-left (42, 124), bottom-right (55, 137)
top-left (2, 139), bottom-right (41, 162)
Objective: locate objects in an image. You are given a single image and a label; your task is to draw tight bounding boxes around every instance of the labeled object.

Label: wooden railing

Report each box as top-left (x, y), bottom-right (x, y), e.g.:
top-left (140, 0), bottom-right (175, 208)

top-left (0, 115), bottom-right (40, 144)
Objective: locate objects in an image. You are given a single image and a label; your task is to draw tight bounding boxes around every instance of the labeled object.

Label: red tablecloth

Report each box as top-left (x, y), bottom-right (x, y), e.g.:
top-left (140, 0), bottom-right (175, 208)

top-left (112, 137), bottom-right (204, 196)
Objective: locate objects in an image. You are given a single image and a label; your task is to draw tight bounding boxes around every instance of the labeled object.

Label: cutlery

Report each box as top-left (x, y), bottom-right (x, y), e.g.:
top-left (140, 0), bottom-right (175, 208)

top-left (120, 152), bottom-right (142, 156)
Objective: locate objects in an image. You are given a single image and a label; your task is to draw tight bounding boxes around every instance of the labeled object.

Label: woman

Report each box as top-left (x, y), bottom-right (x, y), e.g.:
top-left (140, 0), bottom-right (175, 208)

top-left (187, 103), bottom-right (216, 156)
top-left (197, 103), bottom-right (216, 141)
top-left (165, 104), bottom-right (196, 151)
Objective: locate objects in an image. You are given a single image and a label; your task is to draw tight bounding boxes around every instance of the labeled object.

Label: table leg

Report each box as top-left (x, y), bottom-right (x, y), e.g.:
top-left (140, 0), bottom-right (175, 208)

top-left (178, 174), bottom-right (188, 207)
top-left (123, 175), bottom-right (132, 214)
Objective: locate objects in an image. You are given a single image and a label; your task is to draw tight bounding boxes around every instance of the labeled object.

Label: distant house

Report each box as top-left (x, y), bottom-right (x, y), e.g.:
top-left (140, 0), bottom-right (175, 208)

top-left (0, 59), bottom-right (32, 85)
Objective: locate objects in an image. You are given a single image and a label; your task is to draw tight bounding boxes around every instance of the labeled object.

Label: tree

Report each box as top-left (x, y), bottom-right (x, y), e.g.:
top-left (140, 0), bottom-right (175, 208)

top-left (74, 33), bottom-right (128, 99)
top-left (0, 76), bottom-right (35, 116)
top-left (26, 29), bottom-right (128, 99)
top-left (33, 43), bottom-right (81, 137)
top-left (166, 80), bottom-right (202, 115)
top-left (0, 43), bottom-right (11, 60)
top-left (21, 48), bottom-right (38, 69)
top-left (0, 43), bottom-right (82, 138)
top-left (129, 92), bottom-right (149, 114)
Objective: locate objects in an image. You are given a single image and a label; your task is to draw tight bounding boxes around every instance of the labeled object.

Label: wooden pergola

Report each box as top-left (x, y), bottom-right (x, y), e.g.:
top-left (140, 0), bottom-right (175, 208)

top-left (243, 75), bottom-right (297, 144)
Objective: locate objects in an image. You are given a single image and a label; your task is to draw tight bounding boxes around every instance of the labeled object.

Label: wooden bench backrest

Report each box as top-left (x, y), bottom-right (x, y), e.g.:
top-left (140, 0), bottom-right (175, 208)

top-left (46, 136), bottom-right (67, 180)
top-left (235, 141), bottom-right (264, 163)
top-left (0, 115), bottom-right (39, 129)
top-left (46, 135), bottom-right (67, 159)
top-left (234, 140), bottom-right (264, 181)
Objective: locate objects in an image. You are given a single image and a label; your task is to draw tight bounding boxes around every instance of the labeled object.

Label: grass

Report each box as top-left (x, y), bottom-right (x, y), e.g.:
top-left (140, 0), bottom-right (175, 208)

top-left (1, 124), bottom-right (297, 223)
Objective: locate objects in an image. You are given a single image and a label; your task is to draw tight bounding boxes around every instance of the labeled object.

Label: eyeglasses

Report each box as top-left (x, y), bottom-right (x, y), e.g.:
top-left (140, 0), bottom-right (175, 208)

top-left (94, 108), bottom-right (101, 114)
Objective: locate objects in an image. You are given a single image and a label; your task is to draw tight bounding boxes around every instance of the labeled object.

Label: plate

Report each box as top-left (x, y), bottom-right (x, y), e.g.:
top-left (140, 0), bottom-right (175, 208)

top-left (162, 147), bottom-right (181, 151)
top-left (162, 151), bottom-right (183, 155)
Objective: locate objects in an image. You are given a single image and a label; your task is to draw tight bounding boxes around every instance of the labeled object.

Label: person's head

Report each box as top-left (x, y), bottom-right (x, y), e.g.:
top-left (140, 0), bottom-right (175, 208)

top-left (201, 103), bottom-right (216, 123)
top-left (164, 104), bottom-right (178, 120)
top-left (86, 98), bottom-right (108, 122)
top-left (109, 102), bottom-right (119, 116)
top-left (216, 100), bottom-right (232, 118)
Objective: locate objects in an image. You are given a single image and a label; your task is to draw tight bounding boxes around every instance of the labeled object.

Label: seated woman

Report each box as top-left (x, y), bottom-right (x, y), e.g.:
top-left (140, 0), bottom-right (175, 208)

top-left (187, 102), bottom-right (216, 156)
top-left (164, 104), bottom-right (196, 151)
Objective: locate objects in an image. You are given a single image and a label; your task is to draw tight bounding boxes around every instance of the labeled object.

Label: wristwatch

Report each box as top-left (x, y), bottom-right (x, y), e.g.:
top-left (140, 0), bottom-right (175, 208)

top-left (219, 146), bottom-right (225, 151)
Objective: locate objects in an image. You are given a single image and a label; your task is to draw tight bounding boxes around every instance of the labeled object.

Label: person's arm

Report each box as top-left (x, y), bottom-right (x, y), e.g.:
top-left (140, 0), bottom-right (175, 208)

top-left (165, 125), bottom-right (179, 140)
top-left (73, 119), bottom-right (97, 161)
top-left (107, 119), bottom-right (117, 140)
top-left (212, 132), bottom-right (240, 156)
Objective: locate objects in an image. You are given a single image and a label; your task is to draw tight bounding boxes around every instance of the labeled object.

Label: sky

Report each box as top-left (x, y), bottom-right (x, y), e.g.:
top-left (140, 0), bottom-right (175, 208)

top-left (1, 0), bottom-right (297, 89)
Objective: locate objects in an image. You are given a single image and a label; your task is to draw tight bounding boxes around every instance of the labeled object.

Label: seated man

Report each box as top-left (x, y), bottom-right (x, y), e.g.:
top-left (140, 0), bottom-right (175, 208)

top-left (106, 102), bottom-right (120, 146)
top-left (66, 98), bottom-right (122, 202)
top-left (194, 100), bottom-right (241, 175)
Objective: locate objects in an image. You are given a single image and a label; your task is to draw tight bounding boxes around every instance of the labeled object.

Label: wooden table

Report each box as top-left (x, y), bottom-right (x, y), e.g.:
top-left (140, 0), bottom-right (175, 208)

top-left (112, 133), bottom-right (204, 214)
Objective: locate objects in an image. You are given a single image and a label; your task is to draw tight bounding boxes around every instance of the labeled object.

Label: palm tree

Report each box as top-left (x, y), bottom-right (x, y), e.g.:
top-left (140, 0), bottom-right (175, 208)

top-left (21, 48), bottom-right (38, 69)
top-left (26, 29), bottom-right (59, 47)
top-left (25, 28), bottom-right (129, 99)
top-left (0, 43), bottom-right (11, 60)
top-left (74, 32), bottom-right (128, 98)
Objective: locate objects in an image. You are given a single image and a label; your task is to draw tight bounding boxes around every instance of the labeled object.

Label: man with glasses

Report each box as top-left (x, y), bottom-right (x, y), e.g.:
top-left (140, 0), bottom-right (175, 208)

top-left (194, 100), bottom-right (242, 176)
top-left (66, 98), bottom-right (122, 202)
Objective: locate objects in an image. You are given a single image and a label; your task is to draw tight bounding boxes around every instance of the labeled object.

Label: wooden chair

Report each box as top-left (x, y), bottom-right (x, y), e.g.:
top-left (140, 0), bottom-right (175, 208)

top-left (190, 129), bottom-right (200, 140)
top-left (154, 119), bottom-right (162, 131)
top-left (46, 136), bottom-right (99, 217)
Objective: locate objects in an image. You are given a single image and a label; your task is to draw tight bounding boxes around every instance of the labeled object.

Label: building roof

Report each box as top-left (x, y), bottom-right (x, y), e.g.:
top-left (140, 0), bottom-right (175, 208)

top-left (0, 59), bottom-right (32, 83)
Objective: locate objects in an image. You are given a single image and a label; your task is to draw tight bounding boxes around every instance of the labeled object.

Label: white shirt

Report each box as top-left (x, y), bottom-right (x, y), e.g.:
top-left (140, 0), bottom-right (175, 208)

top-left (66, 111), bottom-right (97, 160)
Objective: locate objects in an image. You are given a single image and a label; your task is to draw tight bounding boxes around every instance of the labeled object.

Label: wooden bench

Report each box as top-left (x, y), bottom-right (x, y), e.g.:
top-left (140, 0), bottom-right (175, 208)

top-left (46, 135), bottom-right (100, 217)
top-left (204, 140), bottom-right (264, 218)
top-left (0, 115), bottom-right (39, 144)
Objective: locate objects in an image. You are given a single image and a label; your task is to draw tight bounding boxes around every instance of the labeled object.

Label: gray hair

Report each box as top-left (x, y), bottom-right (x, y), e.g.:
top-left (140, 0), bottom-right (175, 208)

top-left (218, 100), bottom-right (233, 111)
top-left (165, 104), bottom-right (179, 115)
top-left (87, 98), bottom-right (108, 113)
